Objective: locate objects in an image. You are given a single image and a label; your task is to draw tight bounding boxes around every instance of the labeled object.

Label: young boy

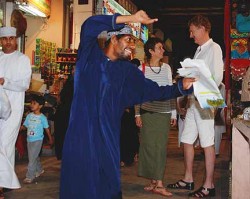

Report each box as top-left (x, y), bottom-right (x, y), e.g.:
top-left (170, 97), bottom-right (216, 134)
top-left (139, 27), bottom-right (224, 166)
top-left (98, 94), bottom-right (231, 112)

top-left (20, 94), bottom-right (53, 184)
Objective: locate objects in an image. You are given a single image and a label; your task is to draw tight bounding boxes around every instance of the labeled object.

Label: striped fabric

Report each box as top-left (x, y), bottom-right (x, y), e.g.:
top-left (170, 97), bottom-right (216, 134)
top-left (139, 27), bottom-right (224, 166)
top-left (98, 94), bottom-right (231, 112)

top-left (135, 63), bottom-right (176, 118)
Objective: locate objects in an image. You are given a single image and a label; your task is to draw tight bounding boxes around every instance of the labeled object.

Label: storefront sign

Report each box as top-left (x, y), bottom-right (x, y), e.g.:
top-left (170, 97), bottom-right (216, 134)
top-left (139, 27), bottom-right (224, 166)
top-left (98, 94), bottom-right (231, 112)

top-left (103, 0), bottom-right (129, 15)
top-left (29, 0), bottom-right (51, 17)
top-left (102, 0), bottom-right (140, 39)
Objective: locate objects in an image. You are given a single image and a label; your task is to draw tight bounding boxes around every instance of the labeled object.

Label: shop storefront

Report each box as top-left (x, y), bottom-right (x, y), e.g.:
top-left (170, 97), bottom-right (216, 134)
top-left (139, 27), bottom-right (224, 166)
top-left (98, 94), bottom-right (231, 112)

top-left (0, 0), bottom-right (149, 94)
top-left (0, 1), bottom-right (249, 196)
top-left (11, 1), bottom-right (70, 94)
top-left (0, 0), bottom-right (66, 157)
top-left (0, 0), bottom-right (144, 157)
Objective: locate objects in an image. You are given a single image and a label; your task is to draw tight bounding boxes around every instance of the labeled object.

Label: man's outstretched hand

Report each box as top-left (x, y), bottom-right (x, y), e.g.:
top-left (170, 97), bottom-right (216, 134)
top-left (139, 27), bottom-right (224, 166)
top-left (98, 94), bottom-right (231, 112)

top-left (182, 78), bottom-right (196, 90)
top-left (116, 10), bottom-right (158, 26)
top-left (134, 10), bottom-right (158, 25)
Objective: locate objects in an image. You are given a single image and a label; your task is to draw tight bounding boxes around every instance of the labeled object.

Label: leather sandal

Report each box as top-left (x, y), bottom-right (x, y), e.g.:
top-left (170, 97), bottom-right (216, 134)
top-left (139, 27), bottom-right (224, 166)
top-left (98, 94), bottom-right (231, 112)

top-left (188, 186), bottom-right (215, 198)
top-left (167, 179), bottom-right (194, 190)
top-left (153, 186), bottom-right (173, 197)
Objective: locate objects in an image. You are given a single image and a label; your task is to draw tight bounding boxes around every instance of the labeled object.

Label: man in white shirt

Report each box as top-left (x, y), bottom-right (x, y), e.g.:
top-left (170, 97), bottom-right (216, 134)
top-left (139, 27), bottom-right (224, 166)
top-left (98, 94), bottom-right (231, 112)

top-left (167, 15), bottom-right (224, 198)
top-left (0, 27), bottom-right (31, 198)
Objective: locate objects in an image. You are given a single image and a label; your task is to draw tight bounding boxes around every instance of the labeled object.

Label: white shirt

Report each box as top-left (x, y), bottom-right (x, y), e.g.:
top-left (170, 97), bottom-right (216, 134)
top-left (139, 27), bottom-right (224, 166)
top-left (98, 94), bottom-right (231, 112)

top-left (0, 50), bottom-right (31, 188)
top-left (194, 38), bottom-right (224, 86)
top-left (0, 51), bottom-right (31, 110)
top-left (136, 63), bottom-right (177, 119)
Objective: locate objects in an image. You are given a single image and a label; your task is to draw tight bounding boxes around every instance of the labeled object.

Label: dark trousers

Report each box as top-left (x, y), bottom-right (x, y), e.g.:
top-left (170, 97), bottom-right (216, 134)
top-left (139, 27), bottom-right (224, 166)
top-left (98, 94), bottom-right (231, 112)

top-left (120, 109), bottom-right (139, 165)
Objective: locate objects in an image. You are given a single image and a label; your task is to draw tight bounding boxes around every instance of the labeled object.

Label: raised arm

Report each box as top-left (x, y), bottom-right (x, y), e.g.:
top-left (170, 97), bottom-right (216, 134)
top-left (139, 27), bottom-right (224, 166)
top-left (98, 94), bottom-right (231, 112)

top-left (82, 10), bottom-right (158, 43)
top-left (116, 10), bottom-right (158, 25)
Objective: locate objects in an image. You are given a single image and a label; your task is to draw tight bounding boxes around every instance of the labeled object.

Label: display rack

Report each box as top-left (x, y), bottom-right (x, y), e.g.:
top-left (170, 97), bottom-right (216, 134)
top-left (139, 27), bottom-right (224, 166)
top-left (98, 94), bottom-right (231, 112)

top-left (56, 52), bottom-right (77, 75)
top-left (230, 0), bottom-right (250, 118)
top-left (35, 38), bottom-right (56, 70)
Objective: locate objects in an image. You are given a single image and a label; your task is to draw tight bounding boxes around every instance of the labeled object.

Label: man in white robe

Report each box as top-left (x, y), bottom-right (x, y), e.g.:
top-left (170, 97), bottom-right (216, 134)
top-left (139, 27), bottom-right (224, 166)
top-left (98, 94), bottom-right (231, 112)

top-left (0, 27), bottom-right (31, 198)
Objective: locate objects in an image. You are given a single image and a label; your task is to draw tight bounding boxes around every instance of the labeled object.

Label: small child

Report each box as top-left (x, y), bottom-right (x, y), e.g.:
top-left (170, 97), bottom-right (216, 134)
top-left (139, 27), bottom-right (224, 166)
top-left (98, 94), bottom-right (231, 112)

top-left (20, 94), bottom-right (53, 184)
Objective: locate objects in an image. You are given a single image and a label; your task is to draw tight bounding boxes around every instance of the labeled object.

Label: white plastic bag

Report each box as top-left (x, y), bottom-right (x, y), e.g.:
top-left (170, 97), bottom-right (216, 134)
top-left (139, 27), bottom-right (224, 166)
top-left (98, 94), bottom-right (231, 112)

top-left (179, 58), bottom-right (226, 109)
top-left (0, 85), bottom-right (11, 120)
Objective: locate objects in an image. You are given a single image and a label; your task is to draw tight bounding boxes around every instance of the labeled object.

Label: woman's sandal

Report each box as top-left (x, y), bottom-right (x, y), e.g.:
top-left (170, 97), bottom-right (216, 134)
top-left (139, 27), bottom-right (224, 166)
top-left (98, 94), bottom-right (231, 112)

top-left (144, 182), bottom-right (156, 192)
top-left (167, 179), bottom-right (194, 190)
top-left (152, 186), bottom-right (173, 197)
top-left (188, 186), bottom-right (215, 198)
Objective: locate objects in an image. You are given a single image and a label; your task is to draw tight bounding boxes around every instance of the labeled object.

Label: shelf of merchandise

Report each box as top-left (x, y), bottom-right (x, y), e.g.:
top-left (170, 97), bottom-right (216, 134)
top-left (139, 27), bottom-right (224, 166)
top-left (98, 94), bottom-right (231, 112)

top-left (56, 52), bottom-right (77, 75)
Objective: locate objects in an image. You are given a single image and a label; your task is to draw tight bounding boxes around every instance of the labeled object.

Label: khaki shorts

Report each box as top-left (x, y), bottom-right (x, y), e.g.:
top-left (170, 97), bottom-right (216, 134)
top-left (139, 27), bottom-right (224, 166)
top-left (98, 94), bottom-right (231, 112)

top-left (181, 104), bottom-right (215, 148)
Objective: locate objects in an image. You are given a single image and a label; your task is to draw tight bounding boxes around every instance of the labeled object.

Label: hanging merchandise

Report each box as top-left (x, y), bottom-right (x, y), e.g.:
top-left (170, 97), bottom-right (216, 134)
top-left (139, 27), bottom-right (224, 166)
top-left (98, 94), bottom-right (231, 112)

top-left (34, 38), bottom-right (56, 87)
top-left (140, 24), bottom-right (148, 43)
top-left (230, 0), bottom-right (250, 119)
top-left (230, 59), bottom-right (250, 80)
top-left (230, 28), bottom-right (249, 60)
top-left (236, 0), bottom-right (250, 33)
top-left (243, 107), bottom-right (250, 120)
top-left (231, 38), bottom-right (249, 59)
top-left (11, 9), bottom-right (27, 37)
top-left (241, 67), bottom-right (250, 102)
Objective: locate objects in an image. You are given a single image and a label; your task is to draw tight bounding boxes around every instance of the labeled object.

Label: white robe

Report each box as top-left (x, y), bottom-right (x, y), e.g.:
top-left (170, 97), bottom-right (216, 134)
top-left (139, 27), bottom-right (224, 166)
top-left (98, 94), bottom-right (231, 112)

top-left (0, 51), bottom-right (31, 189)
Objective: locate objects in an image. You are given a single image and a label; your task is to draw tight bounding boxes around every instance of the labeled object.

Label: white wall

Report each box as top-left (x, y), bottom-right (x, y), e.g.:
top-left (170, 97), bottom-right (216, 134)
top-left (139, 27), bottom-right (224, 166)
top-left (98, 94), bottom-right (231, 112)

top-left (72, 0), bottom-right (93, 49)
top-left (25, 0), bottom-right (64, 62)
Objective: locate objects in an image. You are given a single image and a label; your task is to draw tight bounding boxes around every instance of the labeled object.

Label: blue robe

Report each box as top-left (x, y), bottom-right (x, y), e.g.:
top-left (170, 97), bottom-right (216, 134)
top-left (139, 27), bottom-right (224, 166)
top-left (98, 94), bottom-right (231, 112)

top-left (60, 14), bottom-right (192, 199)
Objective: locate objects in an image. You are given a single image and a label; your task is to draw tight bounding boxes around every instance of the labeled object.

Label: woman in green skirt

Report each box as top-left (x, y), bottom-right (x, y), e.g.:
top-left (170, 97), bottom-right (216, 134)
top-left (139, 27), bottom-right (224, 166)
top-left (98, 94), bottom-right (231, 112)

top-left (135, 37), bottom-right (176, 197)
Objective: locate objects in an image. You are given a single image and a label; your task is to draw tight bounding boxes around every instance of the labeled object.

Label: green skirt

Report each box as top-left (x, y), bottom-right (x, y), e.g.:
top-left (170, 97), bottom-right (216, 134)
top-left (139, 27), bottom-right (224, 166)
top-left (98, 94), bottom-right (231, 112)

top-left (138, 111), bottom-right (171, 180)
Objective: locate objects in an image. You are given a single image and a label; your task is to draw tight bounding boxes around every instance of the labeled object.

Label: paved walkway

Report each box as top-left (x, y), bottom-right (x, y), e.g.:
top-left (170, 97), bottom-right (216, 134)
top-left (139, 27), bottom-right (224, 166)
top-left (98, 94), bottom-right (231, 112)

top-left (4, 128), bottom-right (230, 199)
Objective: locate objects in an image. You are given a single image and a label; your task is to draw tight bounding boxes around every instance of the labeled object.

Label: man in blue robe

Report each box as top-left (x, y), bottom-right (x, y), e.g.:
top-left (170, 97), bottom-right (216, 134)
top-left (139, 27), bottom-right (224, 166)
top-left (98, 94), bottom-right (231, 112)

top-left (60, 11), bottom-right (195, 199)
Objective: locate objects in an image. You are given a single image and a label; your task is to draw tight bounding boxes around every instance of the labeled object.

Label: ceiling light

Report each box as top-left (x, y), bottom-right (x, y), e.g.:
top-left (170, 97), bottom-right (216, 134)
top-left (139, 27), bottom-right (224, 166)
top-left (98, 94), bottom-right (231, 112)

top-left (18, 4), bottom-right (47, 17)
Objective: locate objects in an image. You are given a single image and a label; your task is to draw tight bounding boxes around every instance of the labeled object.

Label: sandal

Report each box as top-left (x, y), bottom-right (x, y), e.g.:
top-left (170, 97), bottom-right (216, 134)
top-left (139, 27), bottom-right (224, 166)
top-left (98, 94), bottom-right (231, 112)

top-left (35, 169), bottom-right (45, 178)
top-left (23, 178), bottom-right (33, 184)
top-left (153, 186), bottom-right (173, 197)
top-left (167, 179), bottom-right (194, 190)
top-left (144, 182), bottom-right (156, 192)
top-left (188, 186), bottom-right (215, 198)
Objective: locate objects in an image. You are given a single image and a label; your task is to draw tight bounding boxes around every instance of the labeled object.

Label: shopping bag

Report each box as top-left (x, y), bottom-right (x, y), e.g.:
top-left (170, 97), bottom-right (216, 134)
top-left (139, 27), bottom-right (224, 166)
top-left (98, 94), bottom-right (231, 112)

top-left (0, 85), bottom-right (11, 120)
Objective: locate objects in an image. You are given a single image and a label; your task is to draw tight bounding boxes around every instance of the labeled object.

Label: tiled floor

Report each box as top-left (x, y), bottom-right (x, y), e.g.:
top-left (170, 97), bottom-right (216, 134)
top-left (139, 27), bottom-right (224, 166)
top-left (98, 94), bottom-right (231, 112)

top-left (4, 128), bottom-right (231, 199)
